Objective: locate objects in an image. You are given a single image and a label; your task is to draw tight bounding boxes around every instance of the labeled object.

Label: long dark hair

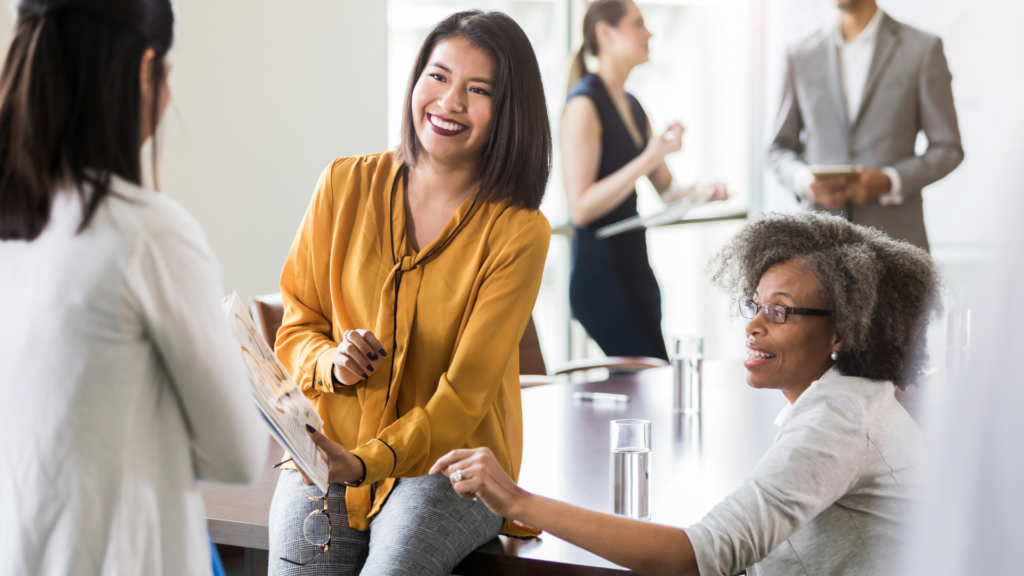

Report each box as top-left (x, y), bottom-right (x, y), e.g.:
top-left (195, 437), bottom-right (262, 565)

top-left (566, 0), bottom-right (629, 93)
top-left (0, 0), bottom-right (174, 241)
top-left (395, 10), bottom-right (551, 211)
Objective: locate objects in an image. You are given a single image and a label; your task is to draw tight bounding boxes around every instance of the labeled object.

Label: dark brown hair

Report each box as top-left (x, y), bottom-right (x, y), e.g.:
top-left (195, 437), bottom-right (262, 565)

top-left (566, 0), bottom-right (630, 93)
top-left (0, 0), bottom-right (174, 240)
top-left (395, 10), bottom-right (551, 211)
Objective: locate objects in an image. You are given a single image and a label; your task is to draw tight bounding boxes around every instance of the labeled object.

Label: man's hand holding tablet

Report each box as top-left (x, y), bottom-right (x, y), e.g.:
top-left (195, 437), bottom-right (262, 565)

top-left (806, 164), bottom-right (855, 209)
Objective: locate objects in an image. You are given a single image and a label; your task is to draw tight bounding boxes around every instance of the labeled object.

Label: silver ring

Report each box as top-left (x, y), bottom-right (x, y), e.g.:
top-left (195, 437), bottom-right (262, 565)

top-left (451, 469), bottom-right (463, 483)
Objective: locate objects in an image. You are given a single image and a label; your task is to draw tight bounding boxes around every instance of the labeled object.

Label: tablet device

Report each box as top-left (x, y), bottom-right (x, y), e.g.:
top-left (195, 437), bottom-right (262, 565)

top-left (810, 165), bottom-right (858, 178)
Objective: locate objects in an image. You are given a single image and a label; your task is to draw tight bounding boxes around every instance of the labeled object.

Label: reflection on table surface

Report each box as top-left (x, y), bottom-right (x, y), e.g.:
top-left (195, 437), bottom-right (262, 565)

top-left (202, 359), bottom-right (786, 574)
top-left (505, 361), bottom-right (784, 570)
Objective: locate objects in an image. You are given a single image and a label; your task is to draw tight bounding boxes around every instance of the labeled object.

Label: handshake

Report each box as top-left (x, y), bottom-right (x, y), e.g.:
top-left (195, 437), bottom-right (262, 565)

top-left (802, 164), bottom-right (893, 210)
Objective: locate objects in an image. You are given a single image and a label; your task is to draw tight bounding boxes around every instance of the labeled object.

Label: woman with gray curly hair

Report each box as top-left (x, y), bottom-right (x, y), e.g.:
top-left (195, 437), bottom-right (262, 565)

top-left (414, 211), bottom-right (940, 576)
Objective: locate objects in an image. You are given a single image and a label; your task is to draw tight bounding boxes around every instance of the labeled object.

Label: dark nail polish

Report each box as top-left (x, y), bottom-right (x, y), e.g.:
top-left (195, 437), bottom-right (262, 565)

top-left (367, 351), bottom-right (378, 361)
top-left (366, 364), bottom-right (374, 372)
top-left (362, 372), bottom-right (368, 379)
top-left (379, 348), bottom-right (387, 357)
top-left (305, 424), bottom-right (315, 434)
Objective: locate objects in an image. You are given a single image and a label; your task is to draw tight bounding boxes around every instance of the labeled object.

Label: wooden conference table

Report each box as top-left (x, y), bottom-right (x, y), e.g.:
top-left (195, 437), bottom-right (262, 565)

top-left (202, 360), bottom-right (785, 575)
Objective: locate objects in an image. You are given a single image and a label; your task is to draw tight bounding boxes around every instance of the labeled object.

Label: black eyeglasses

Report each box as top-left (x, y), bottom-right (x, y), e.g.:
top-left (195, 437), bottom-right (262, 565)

top-left (739, 298), bottom-right (831, 324)
top-left (280, 483), bottom-right (332, 566)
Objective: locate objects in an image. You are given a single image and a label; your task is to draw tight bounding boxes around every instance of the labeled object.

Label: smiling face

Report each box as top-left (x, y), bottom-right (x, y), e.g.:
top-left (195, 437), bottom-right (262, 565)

top-left (743, 260), bottom-right (842, 402)
top-left (411, 37), bottom-right (496, 167)
top-left (596, 1), bottom-right (652, 67)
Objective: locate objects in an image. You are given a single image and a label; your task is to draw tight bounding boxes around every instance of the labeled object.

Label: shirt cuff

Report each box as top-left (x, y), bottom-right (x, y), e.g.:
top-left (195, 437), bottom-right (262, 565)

top-left (794, 165), bottom-right (815, 200)
top-left (350, 438), bottom-right (398, 486)
top-left (314, 346), bottom-right (337, 393)
top-left (878, 167), bottom-right (903, 206)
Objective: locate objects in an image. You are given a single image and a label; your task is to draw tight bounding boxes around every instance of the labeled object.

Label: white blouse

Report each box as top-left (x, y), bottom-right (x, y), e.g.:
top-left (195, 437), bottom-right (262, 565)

top-left (0, 177), bottom-right (267, 576)
top-left (684, 369), bottom-right (925, 575)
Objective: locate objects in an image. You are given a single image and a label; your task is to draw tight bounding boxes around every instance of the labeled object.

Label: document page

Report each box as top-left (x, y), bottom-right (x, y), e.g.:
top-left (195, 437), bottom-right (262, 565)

top-left (595, 197), bottom-right (707, 239)
top-left (222, 293), bottom-right (329, 491)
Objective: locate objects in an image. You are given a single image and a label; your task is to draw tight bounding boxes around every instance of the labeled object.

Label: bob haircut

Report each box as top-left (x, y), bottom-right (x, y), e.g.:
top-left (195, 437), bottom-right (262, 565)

top-left (395, 10), bottom-right (551, 211)
top-left (0, 0), bottom-right (174, 240)
top-left (707, 211), bottom-right (942, 390)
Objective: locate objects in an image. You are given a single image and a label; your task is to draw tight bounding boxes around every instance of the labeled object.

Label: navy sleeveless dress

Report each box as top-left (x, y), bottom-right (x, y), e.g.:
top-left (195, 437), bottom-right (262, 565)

top-left (567, 74), bottom-right (668, 361)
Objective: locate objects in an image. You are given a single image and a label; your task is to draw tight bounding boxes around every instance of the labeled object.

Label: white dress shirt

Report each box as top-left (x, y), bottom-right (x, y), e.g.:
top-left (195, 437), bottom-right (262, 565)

top-left (684, 369), bottom-right (924, 575)
top-left (796, 8), bottom-right (904, 205)
top-left (0, 177), bottom-right (267, 576)
top-left (839, 7), bottom-right (885, 124)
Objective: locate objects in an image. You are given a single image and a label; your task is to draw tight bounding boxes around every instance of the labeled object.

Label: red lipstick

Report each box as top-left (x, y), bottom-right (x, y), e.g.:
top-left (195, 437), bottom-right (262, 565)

top-left (426, 113), bottom-right (468, 137)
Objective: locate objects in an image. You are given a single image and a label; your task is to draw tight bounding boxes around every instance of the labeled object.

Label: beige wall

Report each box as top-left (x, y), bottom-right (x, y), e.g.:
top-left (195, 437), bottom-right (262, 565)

top-left (0, 1), bottom-right (388, 301)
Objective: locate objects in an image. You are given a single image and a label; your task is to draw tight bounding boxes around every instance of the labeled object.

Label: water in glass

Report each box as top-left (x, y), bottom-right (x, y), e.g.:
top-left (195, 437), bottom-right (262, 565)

top-left (613, 447), bottom-right (650, 521)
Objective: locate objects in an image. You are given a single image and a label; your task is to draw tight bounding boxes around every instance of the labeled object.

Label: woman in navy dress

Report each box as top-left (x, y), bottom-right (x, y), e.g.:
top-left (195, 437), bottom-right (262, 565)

top-left (562, 0), bottom-right (728, 360)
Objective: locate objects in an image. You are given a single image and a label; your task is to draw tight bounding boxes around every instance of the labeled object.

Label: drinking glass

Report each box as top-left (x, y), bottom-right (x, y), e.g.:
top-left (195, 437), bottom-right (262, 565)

top-left (672, 336), bottom-right (703, 415)
top-left (611, 419), bottom-right (651, 521)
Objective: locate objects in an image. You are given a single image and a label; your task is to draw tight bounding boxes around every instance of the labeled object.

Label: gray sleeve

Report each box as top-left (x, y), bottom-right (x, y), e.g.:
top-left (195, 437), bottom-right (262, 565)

top-left (891, 36), bottom-right (964, 194)
top-left (767, 50), bottom-right (809, 202)
top-left (684, 393), bottom-right (867, 576)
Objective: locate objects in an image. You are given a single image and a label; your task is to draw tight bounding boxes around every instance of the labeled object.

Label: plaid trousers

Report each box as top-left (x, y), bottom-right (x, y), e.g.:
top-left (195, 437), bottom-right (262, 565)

top-left (268, 470), bottom-right (503, 576)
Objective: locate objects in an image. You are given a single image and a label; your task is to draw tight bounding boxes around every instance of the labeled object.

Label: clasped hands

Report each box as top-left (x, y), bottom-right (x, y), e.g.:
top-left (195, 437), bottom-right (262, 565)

top-left (808, 165), bottom-right (891, 210)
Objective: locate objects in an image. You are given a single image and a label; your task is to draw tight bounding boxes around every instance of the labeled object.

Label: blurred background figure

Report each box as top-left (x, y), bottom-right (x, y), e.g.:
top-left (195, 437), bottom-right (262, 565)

top-left (562, 0), bottom-right (728, 361)
top-left (899, 71), bottom-right (1024, 573)
top-left (901, 220), bottom-right (1024, 573)
top-left (0, 1), bottom-right (266, 574)
top-left (768, 0), bottom-right (963, 251)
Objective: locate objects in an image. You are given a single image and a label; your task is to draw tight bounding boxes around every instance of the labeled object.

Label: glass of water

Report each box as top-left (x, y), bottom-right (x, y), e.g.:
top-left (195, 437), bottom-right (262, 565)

top-left (611, 419), bottom-right (651, 521)
top-left (672, 336), bottom-right (703, 415)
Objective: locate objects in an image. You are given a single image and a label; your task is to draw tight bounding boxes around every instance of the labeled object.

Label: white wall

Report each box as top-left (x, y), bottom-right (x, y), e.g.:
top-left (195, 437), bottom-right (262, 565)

top-left (164, 1), bottom-right (388, 300)
top-left (0, 1), bottom-right (389, 301)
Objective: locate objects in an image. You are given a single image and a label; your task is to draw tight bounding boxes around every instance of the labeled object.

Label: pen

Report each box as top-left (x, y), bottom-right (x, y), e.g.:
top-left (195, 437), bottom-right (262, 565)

top-left (572, 391), bottom-right (629, 403)
top-left (273, 458), bottom-right (294, 469)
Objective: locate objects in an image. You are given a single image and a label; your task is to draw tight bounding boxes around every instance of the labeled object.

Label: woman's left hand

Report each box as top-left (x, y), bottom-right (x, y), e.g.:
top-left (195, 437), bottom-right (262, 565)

top-left (698, 182), bottom-right (729, 202)
top-left (429, 447), bottom-right (529, 518)
top-left (298, 425), bottom-right (366, 486)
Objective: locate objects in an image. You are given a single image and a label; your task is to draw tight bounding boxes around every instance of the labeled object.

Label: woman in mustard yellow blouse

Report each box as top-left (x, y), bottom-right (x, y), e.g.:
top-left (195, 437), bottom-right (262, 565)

top-left (268, 10), bottom-right (551, 575)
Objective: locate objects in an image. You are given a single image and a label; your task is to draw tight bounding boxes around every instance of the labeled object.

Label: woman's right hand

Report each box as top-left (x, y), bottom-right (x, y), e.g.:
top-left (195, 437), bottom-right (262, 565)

top-left (429, 447), bottom-right (530, 519)
top-left (333, 329), bottom-right (387, 387)
top-left (643, 122), bottom-right (684, 163)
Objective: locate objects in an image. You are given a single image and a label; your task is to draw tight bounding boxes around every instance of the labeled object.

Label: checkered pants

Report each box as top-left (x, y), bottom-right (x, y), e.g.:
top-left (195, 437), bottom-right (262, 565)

top-left (268, 471), bottom-right (503, 575)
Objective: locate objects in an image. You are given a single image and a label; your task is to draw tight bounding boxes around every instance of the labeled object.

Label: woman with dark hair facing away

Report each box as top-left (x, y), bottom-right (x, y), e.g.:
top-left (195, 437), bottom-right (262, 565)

top-left (0, 1), bottom-right (267, 574)
top-left (426, 211), bottom-right (939, 575)
top-left (268, 10), bottom-right (551, 575)
top-left (564, 0), bottom-right (728, 361)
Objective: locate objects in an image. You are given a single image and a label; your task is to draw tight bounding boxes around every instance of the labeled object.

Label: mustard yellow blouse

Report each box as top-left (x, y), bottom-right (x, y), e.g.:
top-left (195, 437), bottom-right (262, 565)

top-left (276, 151), bottom-right (550, 537)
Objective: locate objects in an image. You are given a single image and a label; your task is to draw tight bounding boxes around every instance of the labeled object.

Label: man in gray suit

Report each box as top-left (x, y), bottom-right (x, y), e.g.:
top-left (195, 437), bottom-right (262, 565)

top-left (768, 0), bottom-right (963, 250)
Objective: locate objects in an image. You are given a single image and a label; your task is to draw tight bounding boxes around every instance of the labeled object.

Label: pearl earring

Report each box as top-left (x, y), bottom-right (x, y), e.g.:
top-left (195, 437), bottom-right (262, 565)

top-left (830, 351), bottom-right (838, 361)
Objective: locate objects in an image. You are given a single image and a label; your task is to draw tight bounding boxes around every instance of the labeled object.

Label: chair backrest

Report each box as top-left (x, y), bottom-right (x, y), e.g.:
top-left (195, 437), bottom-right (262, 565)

top-left (519, 317), bottom-right (547, 376)
top-left (248, 293), bottom-right (546, 377)
top-left (248, 293), bottom-right (284, 352)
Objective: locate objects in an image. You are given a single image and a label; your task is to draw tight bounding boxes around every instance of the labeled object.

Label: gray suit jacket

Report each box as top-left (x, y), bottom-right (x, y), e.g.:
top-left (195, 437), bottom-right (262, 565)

top-left (768, 14), bottom-right (963, 251)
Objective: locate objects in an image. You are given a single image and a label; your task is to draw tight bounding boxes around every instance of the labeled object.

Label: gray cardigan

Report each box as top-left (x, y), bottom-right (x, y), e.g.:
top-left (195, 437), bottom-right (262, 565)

top-left (684, 370), bottom-right (924, 575)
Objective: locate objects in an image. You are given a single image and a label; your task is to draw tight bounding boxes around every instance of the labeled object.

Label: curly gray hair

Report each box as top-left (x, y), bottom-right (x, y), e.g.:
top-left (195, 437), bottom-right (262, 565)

top-left (707, 211), bottom-right (941, 390)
